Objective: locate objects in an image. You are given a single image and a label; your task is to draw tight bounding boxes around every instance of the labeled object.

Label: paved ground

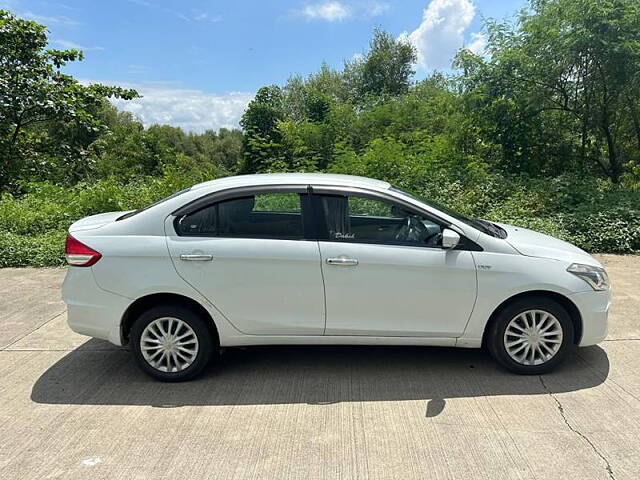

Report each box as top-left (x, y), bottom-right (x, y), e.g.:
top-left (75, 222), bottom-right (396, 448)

top-left (0, 255), bottom-right (639, 479)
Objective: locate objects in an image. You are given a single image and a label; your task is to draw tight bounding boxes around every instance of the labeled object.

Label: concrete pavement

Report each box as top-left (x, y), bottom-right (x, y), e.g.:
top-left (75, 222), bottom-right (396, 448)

top-left (0, 255), bottom-right (639, 479)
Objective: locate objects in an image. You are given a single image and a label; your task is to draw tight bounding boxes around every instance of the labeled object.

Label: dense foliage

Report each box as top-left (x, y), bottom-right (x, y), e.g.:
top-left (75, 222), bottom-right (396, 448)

top-left (0, 2), bottom-right (639, 267)
top-left (0, 10), bottom-right (138, 188)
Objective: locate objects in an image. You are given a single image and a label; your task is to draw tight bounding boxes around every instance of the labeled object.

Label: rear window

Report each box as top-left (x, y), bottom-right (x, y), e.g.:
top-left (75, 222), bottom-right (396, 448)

top-left (175, 192), bottom-right (304, 238)
top-left (117, 188), bottom-right (192, 221)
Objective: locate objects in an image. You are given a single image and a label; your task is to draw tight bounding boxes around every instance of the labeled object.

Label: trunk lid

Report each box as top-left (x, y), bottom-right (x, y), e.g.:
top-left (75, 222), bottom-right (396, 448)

top-left (68, 211), bottom-right (132, 232)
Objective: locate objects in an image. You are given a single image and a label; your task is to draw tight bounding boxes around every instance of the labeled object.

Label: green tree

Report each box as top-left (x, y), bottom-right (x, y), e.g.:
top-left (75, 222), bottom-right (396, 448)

top-left (189, 128), bottom-right (243, 173)
top-left (345, 28), bottom-right (417, 103)
top-left (88, 109), bottom-right (168, 179)
top-left (0, 10), bottom-right (137, 189)
top-left (456, 0), bottom-right (640, 183)
top-left (240, 86), bottom-right (286, 172)
top-left (87, 107), bottom-right (242, 179)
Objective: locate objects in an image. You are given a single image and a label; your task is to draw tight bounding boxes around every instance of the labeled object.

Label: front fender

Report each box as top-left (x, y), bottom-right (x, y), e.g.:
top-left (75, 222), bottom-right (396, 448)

top-left (457, 252), bottom-right (588, 347)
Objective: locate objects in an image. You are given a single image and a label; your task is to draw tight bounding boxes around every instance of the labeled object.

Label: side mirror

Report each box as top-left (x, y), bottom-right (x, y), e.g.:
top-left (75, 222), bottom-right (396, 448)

top-left (441, 228), bottom-right (460, 249)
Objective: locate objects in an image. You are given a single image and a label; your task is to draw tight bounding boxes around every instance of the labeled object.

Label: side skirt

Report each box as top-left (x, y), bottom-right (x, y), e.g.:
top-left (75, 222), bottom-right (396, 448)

top-left (221, 335), bottom-right (460, 348)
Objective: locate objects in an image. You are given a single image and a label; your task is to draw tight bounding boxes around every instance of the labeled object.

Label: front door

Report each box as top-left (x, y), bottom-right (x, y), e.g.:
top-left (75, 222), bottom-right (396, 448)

top-left (315, 191), bottom-right (477, 337)
top-left (166, 189), bottom-right (325, 335)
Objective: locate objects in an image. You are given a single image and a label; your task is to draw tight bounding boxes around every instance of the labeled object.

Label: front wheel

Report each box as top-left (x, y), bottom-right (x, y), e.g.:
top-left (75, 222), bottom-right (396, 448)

top-left (130, 305), bottom-right (215, 381)
top-left (486, 296), bottom-right (575, 374)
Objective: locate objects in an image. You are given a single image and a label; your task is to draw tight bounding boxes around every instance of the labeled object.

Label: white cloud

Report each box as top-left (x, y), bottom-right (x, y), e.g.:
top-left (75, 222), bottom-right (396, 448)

top-left (466, 31), bottom-right (486, 56)
top-left (99, 82), bottom-right (253, 133)
top-left (20, 11), bottom-right (80, 26)
top-left (191, 11), bottom-right (222, 23)
top-left (171, 10), bottom-right (222, 23)
top-left (126, 0), bottom-right (222, 23)
top-left (299, 1), bottom-right (351, 22)
top-left (291, 1), bottom-right (389, 22)
top-left (52, 39), bottom-right (104, 51)
top-left (56, 3), bottom-right (78, 11)
top-left (400, 0), bottom-right (480, 70)
top-left (0, 2), bottom-right (78, 25)
top-left (0, 0), bottom-right (19, 10)
top-left (367, 1), bottom-right (390, 16)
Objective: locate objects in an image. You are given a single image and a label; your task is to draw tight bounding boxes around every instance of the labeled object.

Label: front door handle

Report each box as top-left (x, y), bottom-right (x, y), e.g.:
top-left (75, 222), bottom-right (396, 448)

top-left (326, 257), bottom-right (359, 266)
top-left (180, 254), bottom-right (213, 261)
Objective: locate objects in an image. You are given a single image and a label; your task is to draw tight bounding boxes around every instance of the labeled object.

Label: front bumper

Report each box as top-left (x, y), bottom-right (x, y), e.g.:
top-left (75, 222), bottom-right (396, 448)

top-left (61, 267), bottom-right (130, 346)
top-left (569, 288), bottom-right (611, 346)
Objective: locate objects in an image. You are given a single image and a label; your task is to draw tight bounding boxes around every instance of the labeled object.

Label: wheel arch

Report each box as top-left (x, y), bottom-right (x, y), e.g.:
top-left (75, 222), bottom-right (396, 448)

top-left (120, 292), bottom-right (220, 347)
top-left (481, 290), bottom-right (582, 347)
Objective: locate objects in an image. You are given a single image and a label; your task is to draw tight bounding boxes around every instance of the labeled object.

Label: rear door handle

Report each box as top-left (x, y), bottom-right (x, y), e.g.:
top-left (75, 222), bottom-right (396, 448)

top-left (326, 257), bottom-right (359, 266)
top-left (180, 254), bottom-right (213, 261)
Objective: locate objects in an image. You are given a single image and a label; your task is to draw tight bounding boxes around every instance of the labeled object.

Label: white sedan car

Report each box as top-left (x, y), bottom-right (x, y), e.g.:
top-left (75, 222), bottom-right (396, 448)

top-left (62, 173), bottom-right (610, 381)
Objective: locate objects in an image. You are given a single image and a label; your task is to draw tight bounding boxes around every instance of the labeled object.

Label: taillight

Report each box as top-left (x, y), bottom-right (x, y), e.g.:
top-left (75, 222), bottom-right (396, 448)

top-left (65, 234), bottom-right (102, 267)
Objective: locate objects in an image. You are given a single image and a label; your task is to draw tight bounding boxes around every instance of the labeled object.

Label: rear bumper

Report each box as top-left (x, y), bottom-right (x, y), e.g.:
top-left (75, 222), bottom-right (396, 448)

top-left (569, 289), bottom-right (611, 347)
top-left (61, 267), bottom-right (130, 346)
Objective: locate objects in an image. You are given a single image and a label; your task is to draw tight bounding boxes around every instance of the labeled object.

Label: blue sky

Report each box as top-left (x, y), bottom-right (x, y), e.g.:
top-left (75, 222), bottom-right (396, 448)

top-left (3, 0), bottom-right (527, 131)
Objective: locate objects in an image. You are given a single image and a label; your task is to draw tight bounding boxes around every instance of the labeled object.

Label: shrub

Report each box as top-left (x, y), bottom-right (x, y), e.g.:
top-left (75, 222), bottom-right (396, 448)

top-left (0, 166), bottom-right (638, 267)
top-left (0, 230), bottom-right (67, 267)
top-left (0, 167), bottom-right (223, 266)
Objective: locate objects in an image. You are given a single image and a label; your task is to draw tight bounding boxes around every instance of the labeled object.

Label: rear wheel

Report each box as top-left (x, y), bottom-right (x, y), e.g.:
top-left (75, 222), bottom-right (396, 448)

top-left (487, 296), bottom-right (574, 374)
top-left (131, 305), bottom-right (215, 381)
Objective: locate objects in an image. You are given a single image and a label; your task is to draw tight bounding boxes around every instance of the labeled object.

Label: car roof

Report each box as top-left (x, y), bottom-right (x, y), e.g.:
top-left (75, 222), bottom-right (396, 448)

top-left (191, 173), bottom-right (391, 192)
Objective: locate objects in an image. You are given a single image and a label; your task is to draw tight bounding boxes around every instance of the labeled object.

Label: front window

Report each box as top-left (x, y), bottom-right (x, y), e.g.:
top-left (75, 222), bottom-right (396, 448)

top-left (319, 193), bottom-right (444, 247)
top-left (390, 187), bottom-right (507, 238)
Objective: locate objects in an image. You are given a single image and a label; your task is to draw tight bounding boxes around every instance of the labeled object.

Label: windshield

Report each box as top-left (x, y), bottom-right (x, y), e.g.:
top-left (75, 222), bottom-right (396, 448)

top-left (117, 187), bottom-right (192, 221)
top-left (390, 187), bottom-right (506, 238)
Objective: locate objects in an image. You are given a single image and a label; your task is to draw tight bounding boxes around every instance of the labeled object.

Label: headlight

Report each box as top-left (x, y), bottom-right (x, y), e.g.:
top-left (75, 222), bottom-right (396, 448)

top-left (567, 263), bottom-right (610, 291)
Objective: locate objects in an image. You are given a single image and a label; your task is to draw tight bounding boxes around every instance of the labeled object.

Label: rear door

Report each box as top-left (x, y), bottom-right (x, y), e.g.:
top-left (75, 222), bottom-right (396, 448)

top-left (166, 187), bottom-right (326, 335)
top-left (314, 188), bottom-right (477, 338)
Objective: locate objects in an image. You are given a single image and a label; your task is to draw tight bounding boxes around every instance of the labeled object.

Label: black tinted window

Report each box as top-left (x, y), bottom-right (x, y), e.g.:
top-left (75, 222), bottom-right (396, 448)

top-left (176, 193), bottom-right (304, 238)
top-left (320, 194), bottom-right (443, 246)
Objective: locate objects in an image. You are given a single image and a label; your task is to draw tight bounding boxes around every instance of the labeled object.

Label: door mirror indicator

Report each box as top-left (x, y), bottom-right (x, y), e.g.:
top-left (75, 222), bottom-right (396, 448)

top-left (442, 228), bottom-right (460, 249)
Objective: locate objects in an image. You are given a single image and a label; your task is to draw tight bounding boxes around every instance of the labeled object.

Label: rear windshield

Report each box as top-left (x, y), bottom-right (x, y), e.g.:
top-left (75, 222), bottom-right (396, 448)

top-left (117, 187), bottom-right (191, 221)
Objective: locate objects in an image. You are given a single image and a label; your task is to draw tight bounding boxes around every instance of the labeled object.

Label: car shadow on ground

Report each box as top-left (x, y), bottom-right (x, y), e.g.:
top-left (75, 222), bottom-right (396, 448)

top-left (31, 339), bottom-right (609, 415)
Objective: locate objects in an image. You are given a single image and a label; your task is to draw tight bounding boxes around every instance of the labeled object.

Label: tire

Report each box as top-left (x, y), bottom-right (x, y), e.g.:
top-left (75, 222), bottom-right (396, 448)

top-left (486, 296), bottom-right (575, 374)
top-left (130, 304), bottom-right (215, 381)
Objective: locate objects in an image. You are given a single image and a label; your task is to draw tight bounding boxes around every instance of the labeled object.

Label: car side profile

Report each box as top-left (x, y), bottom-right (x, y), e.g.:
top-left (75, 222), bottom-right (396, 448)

top-left (61, 173), bottom-right (611, 381)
